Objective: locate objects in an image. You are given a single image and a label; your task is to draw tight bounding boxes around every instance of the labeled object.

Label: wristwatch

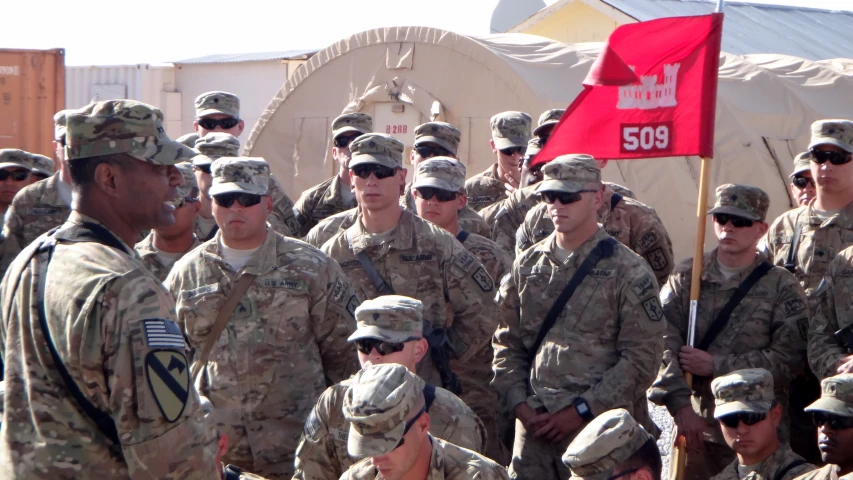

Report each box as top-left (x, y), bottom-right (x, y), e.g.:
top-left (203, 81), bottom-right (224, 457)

top-left (573, 398), bottom-right (594, 421)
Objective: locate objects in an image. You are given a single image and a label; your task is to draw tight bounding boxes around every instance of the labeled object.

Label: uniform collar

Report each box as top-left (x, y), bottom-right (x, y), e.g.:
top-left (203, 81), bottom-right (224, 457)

top-left (701, 248), bottom-right (769, 288)
top-left (67, 210), bottom-right (139, 259)
top-left (426, 435), bottom-right (445, 480)
top-left (534, 227), bottom-right (611, 267)
top-left (805, 197), bottom-right (853, 229)
top-left (347, 209), bottom-right (415, 255)
top-left (597, 184), bottom-right (616, 223)
top-left (202, 226), bottom-right (278, 276)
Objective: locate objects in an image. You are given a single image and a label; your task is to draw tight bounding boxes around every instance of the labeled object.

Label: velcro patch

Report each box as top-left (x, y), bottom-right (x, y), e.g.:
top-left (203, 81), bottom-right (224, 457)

top-left (183, 283), bottom-right (219, 300)
top-left (632, 276), bottom-right (655, 299)
top-left (454, 251), bottom-right (476, 273)
top-left (339, 260), bottom-right (361, 269)
top-left (144, 319), bottom-right (186, 349)
top-left (646, 248), bottom-right (668, 272)
top-left (840, 269), bottom-right (853, 277)
top-left (637, 230), bottom-right (660, 250)
top-left (261, 278), bottom-right (304, 290)
top-left (783, 297), bottom-right (806, 317)
top-left (27, 207), bottom-right (64, 216)
top-left (589, 269), bottom-right (613, 278)
top-left (470, 196), bottom-right (498, 205)
top-left (606, 229), bottom-right (621, 238)
top-left (400, 253), bottom-right (434, 263)
top-left (304, 408), bottom-right (325, 441)
top-left (346, 295), bottom-right (359, 318)
top-left (472, 266), bottom-right (494, 292)
top-left (145, 350), bottom-right (189, 423)
top-left (331, 428), bottom-right (349, 443)
top-left (331, 278), bottom-right (347, 303)
top-left (642, 297), bottom-right (663, 321)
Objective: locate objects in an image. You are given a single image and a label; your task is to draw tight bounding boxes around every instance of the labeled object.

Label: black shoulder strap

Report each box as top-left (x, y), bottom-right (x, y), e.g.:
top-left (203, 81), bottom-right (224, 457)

top-left (456, 230), bottom-right (470, 244)
top-left (773, 459), bottom-right (807, 480)
top-left (610, 193), bottom-right (623, 212)
top-left (205, 224), bottom-right (219, 242)
top-left (784, 223), bottom-right (801, 274)
top-left (529, 237), bottom-right (618, 363)
top-left (697, 261), bottom-right (774, 351)
top-left (347, 229), bottom-right (394, 295)
top-left (423, 384), bottom-right (437, 412)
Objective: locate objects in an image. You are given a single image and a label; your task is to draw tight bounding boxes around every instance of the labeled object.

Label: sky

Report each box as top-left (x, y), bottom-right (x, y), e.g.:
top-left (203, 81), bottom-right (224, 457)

top-left (5, 0), bottom-right (852, 66)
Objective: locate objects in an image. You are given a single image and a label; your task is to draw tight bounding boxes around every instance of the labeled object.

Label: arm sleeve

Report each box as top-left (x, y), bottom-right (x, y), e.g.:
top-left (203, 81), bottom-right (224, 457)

top-left (491, 266), bottom-right (531, 413)
top-left (809, 265), bottom-right (848, 380)
top-left (311, 261), bottom-right (359, 385)
top-left (293, 388), bottom-right (344, 480)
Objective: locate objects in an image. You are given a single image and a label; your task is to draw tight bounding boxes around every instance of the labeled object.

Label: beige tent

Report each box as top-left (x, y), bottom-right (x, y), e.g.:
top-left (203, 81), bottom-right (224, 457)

top-left (245, 26), bottom-right (853, 262)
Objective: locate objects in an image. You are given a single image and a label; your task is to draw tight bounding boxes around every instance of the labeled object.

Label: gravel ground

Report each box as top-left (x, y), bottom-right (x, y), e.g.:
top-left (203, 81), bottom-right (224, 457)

top-left (649, 401), bottom-right (675, 479)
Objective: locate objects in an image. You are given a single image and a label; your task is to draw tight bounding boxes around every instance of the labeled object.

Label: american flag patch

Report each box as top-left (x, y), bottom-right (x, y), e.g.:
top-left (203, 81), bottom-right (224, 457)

top-left (143, 319), bottom-right (186, 349)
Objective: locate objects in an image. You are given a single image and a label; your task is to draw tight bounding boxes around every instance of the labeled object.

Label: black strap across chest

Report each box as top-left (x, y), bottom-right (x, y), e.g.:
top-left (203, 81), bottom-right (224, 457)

top-left (456, 230), bottom-right (470, 244)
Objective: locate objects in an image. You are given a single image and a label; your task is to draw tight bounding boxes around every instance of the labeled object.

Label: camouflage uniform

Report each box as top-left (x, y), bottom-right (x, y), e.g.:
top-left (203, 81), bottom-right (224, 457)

top-left (305, 207), bottom-right (360, 248)
top-left (166, 157), bottom-right (358, 479)
top-left (492, 155), bottom-right (664, 480)
top-left (338, 364), bottom-right (509, 480)
top-left (484, 184), bottom-right (540, 258)
top-left (0, 100), bottom-right (216, 479)
top-left (196, 90), bottom-right (240, 119)
top-left (465, 112), bottom-right (532, 211)
top-left (562, 409), bottom-right (655, 479)
top-left (193, 133), bottom-right (242, 241)
top-left (795, 466), bottom-right (853, 480)
top-left (27, 153), bottom-right (55, 177)
top-left (293, 296), bottom-right (486, 480)
top-left (810, 246), bottom-right (853, 380)
top-left (177, 132), bottom-right (200, 148)
top-left (533, 109), bottom-right (564, 139)
top-left (794, 374), bottom-right (853, 480)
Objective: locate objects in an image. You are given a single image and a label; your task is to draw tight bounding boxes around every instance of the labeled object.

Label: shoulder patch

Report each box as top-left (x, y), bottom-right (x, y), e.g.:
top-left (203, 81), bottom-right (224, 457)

top-left (637, 230), bottom-right (660, 250)
top-left (304, 407), bottom-right (325, 441)
top-left (782, 297), bottom-right (806, 317)
top-left (645, 248), bottom-right (668, 272)
top-left (27, 207), bottom-right (64, 216)
top-left (642, 297), bottom-right (663, 322)
top-left (183, 283), bottom-right (220, 300)
top-left (145, 350), bottom-right (190, 423)
top-left (453, 251), bottom-right (476, 273)
top-left (346, 295), bottom-right (359, 318)
top-left (631, 276), bottom-right (656, 300)
top-left (339, 260), bottom-right (361, 269)
top-left (143, 319), bottom-right (186, 349)
top-left (399, 253), bottom-right (434, 263)
top-left (261, 278), bottom-right (305, 290)
top-left (589, 268), bottom-right (613, 278)
top-left (472, 266), bottom-right (494, 292)
top-left (331, 278), bottom-right (347, 304)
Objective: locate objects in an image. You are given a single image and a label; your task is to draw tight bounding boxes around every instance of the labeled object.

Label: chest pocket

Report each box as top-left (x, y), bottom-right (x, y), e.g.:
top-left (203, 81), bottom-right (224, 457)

top-left (707, 295), bottom-right (773, 353)
top-left (180, 285), bottom-right (228, 353)
top-left (260, 278), bottom-right (312, 347)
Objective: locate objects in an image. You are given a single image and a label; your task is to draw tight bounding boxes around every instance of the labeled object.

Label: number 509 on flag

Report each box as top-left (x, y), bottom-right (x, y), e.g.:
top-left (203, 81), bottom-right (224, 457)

top-left (621, 122), bottom-right (672, 153)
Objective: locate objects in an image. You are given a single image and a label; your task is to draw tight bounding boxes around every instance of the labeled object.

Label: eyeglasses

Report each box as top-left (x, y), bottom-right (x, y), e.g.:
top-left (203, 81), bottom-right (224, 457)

top-left (792, 175), bottom-right (814, 189)
top-left (197, 117), bottom-right (240, 130)
top-left (812, 412), bottom-right (853, 430)
top-left (414, 187), bottom-right (458, 202)
top-left (713, 213), bottom-right (755, 228)
top-left (212, 192), bottom-right (262, 208)
top-left (810, 149), bottom-right (853, 166)
top-left (608, 469), bottom-right (639, 480)
top-left (351, 164), bottom-right (399, 180)
top-left (719, 411), bottom-right (768, 428)
top-left (414, 145), bottom-right (449, 159)
top-left (394, 406), bottom-right (427, 450)
top-left (0, 170), bottom-right (30, 182)
top-left (354, 337), bottom-right (419, 356)
top-left (540, 190), bottom-right (598, 205)
top-left (168, 197), bottom-right (199, 208)
top-left (499, 146), bottom-right (526, 156)
top-left (194, 164), bottom-right (212, 175)
top-left (334, 134), bottom-right (360, 148)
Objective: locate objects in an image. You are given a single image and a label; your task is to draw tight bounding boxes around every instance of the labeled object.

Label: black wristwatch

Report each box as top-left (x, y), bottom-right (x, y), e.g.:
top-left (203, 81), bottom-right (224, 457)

top-left (573, 398), bottom-right (594, 421)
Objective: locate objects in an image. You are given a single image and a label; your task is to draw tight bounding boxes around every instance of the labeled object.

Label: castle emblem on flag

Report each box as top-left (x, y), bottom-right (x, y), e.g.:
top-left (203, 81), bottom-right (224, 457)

top-left (617, 63), bottom-right (681, 110)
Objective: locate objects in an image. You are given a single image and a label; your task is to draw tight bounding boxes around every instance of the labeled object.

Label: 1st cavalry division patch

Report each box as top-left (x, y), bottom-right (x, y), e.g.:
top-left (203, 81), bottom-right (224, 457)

top-left (146, 350), bottom-right (190, 422)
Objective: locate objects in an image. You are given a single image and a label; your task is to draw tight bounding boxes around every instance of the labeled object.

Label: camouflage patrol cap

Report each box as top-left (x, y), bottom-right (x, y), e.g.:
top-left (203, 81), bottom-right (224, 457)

top-left (332, 113), bottom-right (373, 140)
top-left (174, 162), bottom-right (199, 201)
top-left (193, 133), bottom-right (241, 167)
top-left (413, 122), bottom-right (461, 156)
top-left (525, 136), bottom-right (544, 159)
top-left (533, 109), bottom-right (565, 137)
top-left (53, 109), bottom-right (73, 141)
top-left (562, 409), bottom-right (653, 480)
top-left (790, 152), bottom-right (812, 177)
top-left (805, 373), bottom-right (853, 417)
top-left (536, 154), bottom-right (601, 194)
top-left (349, 133), bottom-right (404, 169)
top-left (0, 149), bottom-right (33, 172)
top-left (412, 157), bottom-right (466, 193)
top-left (708, 184), bottom-right (770, 222)
top-left (195, 91), bottom-right (240, 118)
top-left (809, 119), bottom-right (853, 153)
top-left (65, 100), bottom-right (195, 165)
top-left (28, 153), bottom-right (55, 176)
top-left (490, 111), bottom-right (532, 150)
top-left (176, 133), bottom-right (200, 149)
top-left (712, 368), bottom-right (775, 418)
top-left (344, 364), bottom-right (426, 458)
top-left (209, 157), bottom-right (270, 196)
top-left (349, 295), bottom-right (424, 343)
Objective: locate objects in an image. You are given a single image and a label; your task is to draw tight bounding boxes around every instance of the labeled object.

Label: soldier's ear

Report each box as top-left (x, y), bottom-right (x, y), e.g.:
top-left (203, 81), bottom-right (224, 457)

top-left (756, 221), bottom-right (769, 237)
top-left (632, 467), bottom-right (653, 480)
top-left (413, 338), bottom-right (428, 363)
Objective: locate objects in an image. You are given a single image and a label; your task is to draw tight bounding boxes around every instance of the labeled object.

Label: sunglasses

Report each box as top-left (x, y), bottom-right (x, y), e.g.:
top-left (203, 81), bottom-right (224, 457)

top-left (194, 164), bottom-right (212, 175)
top-left (713, 213), bottom-right (755, 228)
top-left (812, 412), bottom-right (853, 430)
top-left (354, 337), bottom-right (419, 356)
top-left (414, 187), bottom-right (458, 202)
top-left (394, 406), bottom-right (427, 450)
top-left (334, 134), bottom-right (360, 148)
top-left (197, 117), bottom-right (240, 130)
top-left (168, 197), bottom-right (199, 208)
top-left (810, 149), bottom-right (853, 166)
top-left (499, 146), bottom-right (526, 156)
top-left (351, 164), bottom-right (399, 180)
top-left (608, 469), bottom-right (639, 480)
top-left (414, 145), bottom-right (449, 159)
top-left (213, 192), bottom-right (262, 208)
top-left (540, 189), bottom-right (598, 205)
top-left (792, 175), bottom-right (814, 189)
top-left (0, 170), bottom-right (30, 182)
top-left (719, 411), bottom-right (767, 428)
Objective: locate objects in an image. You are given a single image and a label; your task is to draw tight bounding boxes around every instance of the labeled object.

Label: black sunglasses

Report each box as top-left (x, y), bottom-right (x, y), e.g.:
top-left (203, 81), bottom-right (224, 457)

top-left (812, 412), bottom-right (853, 430)
top-left (541, 189), bottom-right (597, 205)
top-left (213, 192), bottom-right (262, 208)
top-left (810, 149), bottom-right (853, 166)
top-left (194, 164), bottom-right (212, 175)
top-left (414, 145), bottom-right (450, 159)
top-left (197, 117), bottom-right (240, 130)
top-left (719, 411), bottom-right (768, 428)
top-left (351, 164), bottom-right (398, 180)
top-left (713, 213), bottom-right (755, 228)
top-left (354, 337), bottom-right (419, 356)
top-left (499, 146), bottom-right (526, 156)
top-left (608, 469), bottom-right (639, 480)
top-left (395, 406), bottom-right (427, 450)
top-left (792, 175), bottom-right (814, 189)
top-left (0, 170), bottom-right (30, 182)
top-left (334, 134), bottom-right (360, 148)
top-left (414, 187), bottom-right (458, 202)
top-left (169, 197), bottom-right (199, 208)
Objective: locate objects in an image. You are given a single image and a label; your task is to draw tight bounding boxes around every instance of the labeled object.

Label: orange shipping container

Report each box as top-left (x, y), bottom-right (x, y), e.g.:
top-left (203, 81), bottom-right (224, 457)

top-left (0, 48), bottom-right (65, 157)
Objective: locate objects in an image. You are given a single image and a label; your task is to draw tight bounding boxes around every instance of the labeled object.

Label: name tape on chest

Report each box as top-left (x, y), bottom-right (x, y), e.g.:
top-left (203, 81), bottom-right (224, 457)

top-left (399, 253), bottom-right (434, 263)
top-left (144, 318), bottom-right (187, 349)
top-left (27, 207), bottom-right (65, 216)
top-left (184, 283), bottom-right (220, 300)
top-left (261, 278), bottom-right (304, 290)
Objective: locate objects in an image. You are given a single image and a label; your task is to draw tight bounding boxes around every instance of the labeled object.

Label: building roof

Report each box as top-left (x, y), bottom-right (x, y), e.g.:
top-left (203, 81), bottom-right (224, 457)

top-left (511, 0), bottom-right (853, 61)
top-left (173, 49), bottom-right (319, 64)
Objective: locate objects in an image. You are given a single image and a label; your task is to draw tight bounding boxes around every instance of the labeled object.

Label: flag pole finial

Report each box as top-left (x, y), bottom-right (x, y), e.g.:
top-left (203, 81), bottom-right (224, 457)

top-left (716, 0), bottom-right (725, 13)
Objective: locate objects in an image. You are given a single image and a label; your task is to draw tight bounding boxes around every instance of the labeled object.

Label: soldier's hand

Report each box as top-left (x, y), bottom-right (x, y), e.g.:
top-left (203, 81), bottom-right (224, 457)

top-left (837, 355), bottom-right (853, 374)
top-left (504, 173), bottom-right (519, 195)
top-left (674, 406), bottom-right (707, 453)
top-left (513, 403), bottom-right (539, 430)
top-left (679, 346), bottom-right (714, 377)
top-left (532, 406), bottom-right (584, 443)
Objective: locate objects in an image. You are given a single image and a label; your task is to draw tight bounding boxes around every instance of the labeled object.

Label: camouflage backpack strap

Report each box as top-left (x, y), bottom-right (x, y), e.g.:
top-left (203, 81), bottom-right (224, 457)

top-left (346, 228), bottom-right (394, 296)
top-left (610, 193), bottom-right (623, 212)
top-left (455, 230), bottom-right (470, 244)
top-left (784, 223), bottom-right (801, 274)
top-left (422, 384), bottom-right (437, 412)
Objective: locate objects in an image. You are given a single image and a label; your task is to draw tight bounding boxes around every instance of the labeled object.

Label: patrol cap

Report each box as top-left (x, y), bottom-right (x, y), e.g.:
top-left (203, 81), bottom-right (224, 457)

top-left (174, 162), bottom-right (200, 200)
top-left (491, 111), bottom-right (532, 150)
top-left (53, 109), bottom-right (73, 142)
top-left (332, 113), bottom-right (373, 140)
top-left (343, 364), bottom-right (426, 458)
top-left (707, 184), bottom-right (769, 222)
top-left (412, 157), bottom-right (466, 193)
top-left (0, 149), bottom-right (33, 171)
top-left (28, 153), bottom-right (55, 176)
top-left (562, 409), bottom-right (653, 480)
top-left (533, 109), bottom-right (565, 137)
top-left (525, 136), bottom-right (544, 159)
top-left (176, 133), bottom-right (200, 149)
top-left (809, 119), bottom-right (853, 153)
top-left (349, 295), bottom-right (424, 343)
top-left (349, 133), bottom-right (404, 169)
top-left (193, 133), bottom-right (241, 167)
top-left (712, 368), bottom-right (775, 418)
top-left (805, 373), bottom-right (853, 417)
top-left (790, 152), bottom-right (812, 177)
top-left (536, 154), bottom-right (601, 194)
top-left (65, 100), bottom-right (195, 165)
top-left (209, 157), bottom-right (270, 196)
top-left (413, 122), bottom-right (461, 156)
top-left (195, 91), bottom-right (240, 119)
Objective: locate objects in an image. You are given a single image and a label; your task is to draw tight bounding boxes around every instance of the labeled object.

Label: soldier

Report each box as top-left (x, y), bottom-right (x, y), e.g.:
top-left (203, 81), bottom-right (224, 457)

top-left (810, 248), bottom-right (853, 380)
top-left (166, 156), bottom-right (357, 479)
top-left (465, 112), bottom-right (532, 211)
top-left (562, 409), bottom-right (662, 480)
top-left (794, 374), bottom-right (853, 479)
top-left (193, 91), bottom-right (245, 138)
top-left (709, 369), bottom-right (814, 480)
top-left (27, 154), bottom-right (55, 183)
top-left (177, 132), bottom-right (200, 148)
top-left (505, 110), bottom-right (563, 194)
top-left (492, 154), bottom-right (664, 479)
top-left (0, 149), bottom-right (34, 215)
top-left (319, 133), bottom-right (502, 461)
top-left (0, 100), bottom-right (217, 478)
top-left (339, 364), bottom-right (509, 480)
top-left (649, 184), bottom-right (808, 480)
top-left (135, 162), bottom-right (202, 281)
top-left (293, 295), bottom-right (486, 479)
top-left (790, 152), bottom-right (816, 207)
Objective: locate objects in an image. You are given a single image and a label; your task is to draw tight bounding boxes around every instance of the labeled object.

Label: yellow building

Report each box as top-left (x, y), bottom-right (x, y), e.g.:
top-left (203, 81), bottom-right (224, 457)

top-left (508, 0), bottom-right (636, 43)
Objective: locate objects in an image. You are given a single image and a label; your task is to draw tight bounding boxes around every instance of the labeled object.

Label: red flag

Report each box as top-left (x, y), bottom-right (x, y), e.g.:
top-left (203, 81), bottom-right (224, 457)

top-left (533, 13), bottom-right (723, 166)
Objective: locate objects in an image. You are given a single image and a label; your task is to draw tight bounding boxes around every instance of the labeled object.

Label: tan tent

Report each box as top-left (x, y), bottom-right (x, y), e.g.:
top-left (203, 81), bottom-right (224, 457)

top-left (245, 26), bottom-right (853, 262)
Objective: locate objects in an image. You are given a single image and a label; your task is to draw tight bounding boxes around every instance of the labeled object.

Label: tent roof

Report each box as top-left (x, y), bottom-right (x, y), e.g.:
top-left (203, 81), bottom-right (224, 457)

top-left (172, 49), bottom-right (318, 64)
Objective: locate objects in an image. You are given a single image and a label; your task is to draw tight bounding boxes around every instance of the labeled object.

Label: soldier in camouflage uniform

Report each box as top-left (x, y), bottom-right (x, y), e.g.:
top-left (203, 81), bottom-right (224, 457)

top-left (562, 409), bottom-right (662, 480)
top-left (0, 100), bottom-right (217, 478)
top-left (493, 155), bottom-right (664, 480)
top-left (794, 374), bottom-right (853, 480)
top-left (465, 112), bottom-right (532, 211)
top-left (27, 153), bottom-right (55, 183)
top-left (135, 162), bottom-right (202, 281)
top-left (293, 295), bottom-right (486, 479)
top-left (809, 247), bottom-right (853, 380)
top-left (177, 132), bottom-right (200, 148)
top-left (293, 113), bottom-right (371, 237)
top-left (0, 149), bottom-right (36, 216)
top-left (193, 132), bottom-right (242, 241)
top-left (319, 134), bottom-right (503, 462)
top-left (166, 157), bottom-right (358, 479)
top-left (193, 91), bottom-right (245, 138)
top-left (339, 364), bottom-right (509, 480)
top-left (790, 152), bottom-right (816, 207)
top-left (709, 369), bottom-right (814, 480)
top-left (649, 184), bottom-right (808, 480)
top-left (506, 110), bottom-right (563, 195)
